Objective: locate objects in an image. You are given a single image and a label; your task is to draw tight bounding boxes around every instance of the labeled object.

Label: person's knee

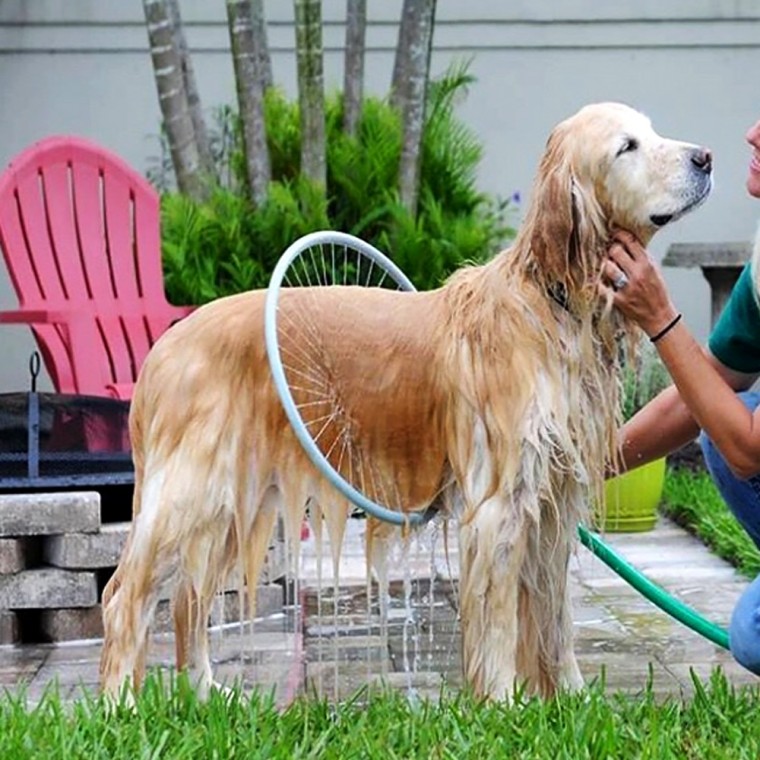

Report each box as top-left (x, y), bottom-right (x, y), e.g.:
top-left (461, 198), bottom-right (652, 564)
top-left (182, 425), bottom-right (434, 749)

top-left (729, 581), bottom-right (760, 675)
top-left (700, 391), bottom-right (760, 471)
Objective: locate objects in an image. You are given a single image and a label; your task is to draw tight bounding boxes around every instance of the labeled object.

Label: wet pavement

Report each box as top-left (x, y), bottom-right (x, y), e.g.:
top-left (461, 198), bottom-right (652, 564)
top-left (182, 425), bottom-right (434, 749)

top-left (1, 514), bottom-right (758, 705)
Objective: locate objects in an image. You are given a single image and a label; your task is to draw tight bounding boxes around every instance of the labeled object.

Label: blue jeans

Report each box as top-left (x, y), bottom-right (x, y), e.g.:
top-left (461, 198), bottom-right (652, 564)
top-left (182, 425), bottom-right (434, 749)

top-left (700, 391), bottom-right (760, 674)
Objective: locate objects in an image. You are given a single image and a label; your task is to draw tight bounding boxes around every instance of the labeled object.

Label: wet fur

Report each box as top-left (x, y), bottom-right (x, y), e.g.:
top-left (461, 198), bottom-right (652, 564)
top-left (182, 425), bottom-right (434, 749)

top-left (100, 103), bottom-right (711, 701)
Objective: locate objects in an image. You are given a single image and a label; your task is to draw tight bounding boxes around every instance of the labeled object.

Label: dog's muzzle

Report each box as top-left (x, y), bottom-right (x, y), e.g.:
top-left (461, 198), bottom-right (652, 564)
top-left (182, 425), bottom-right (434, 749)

top-left (650, 147), bottom-right (713, 227)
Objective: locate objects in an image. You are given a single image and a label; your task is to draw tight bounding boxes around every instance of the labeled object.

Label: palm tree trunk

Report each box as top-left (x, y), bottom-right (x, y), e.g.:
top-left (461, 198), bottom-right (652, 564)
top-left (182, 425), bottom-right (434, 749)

top-left (294, 0), bottom-right (326, 188)
top-left (395, 0), bottom-right (436, 216)
top-left (250, 0), bottom-right (274, 91)
top-left (142, 0), bottom-right (207, 201)
top-left (342, 0), bottom-right (366, 137)
top-left (390, 0), bottom-right (416, 112)
top-left (226, 0), bottom-right (272, 206)
top-left (165, 0), bottom-right (215, 180)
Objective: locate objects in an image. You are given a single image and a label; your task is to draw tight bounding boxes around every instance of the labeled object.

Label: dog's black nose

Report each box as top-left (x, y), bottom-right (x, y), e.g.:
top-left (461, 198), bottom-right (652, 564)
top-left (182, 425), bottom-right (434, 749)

top-left (691, 147), bottom-right (713, 173)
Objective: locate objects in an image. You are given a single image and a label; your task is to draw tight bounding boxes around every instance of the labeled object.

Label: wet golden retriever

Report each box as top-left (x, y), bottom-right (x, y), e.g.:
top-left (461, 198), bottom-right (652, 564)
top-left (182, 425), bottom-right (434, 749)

top-left (100, 102), bottom-right (712, 701)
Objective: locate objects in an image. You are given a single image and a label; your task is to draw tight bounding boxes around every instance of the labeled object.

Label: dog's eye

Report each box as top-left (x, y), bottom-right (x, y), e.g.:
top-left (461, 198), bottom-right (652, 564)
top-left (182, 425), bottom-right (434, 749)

top-left (616, 138), bottom-right (639, 156)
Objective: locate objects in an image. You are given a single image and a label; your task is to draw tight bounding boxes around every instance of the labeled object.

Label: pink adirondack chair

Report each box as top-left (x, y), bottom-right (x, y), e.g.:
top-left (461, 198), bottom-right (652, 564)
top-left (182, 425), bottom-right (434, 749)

top-left (0, 136), bottom-right (193, 400)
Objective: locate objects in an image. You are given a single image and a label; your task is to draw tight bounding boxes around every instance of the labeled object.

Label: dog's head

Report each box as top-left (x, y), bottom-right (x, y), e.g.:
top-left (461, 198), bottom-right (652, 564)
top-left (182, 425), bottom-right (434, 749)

top-left (525, 102), bottom-right (712, 295)
top-left (565, 102), bottom-right (713, 234)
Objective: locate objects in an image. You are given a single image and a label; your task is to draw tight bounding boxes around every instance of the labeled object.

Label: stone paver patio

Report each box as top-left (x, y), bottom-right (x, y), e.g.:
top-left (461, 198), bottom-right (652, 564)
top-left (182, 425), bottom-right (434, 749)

top-left (1, 514), bottom-right (757, 704)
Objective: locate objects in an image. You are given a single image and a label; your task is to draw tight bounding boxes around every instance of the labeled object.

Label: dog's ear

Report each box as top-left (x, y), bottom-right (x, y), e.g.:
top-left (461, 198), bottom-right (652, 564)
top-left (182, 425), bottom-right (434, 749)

top-left (527, 127), bottom-right (605, 291)
top-left (527, 127), bottom-right (575, 280)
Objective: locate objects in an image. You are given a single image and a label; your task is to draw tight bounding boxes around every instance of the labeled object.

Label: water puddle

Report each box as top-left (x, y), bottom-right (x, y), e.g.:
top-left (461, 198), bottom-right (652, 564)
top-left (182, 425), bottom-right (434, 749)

top-left (300, 518), bottom-right (461, 703)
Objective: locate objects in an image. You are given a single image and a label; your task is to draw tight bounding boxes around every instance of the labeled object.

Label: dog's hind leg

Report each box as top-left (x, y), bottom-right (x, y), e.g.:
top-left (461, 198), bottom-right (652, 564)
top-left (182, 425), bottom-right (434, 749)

top-left (100, 472), bottom-right (181, 699)
top-left (172, 578), bottom-right (194, 675)
top-left (458, 496), bottom-right (529, 701)
top-left (101, 563), bottom-right (149, 692)
top-left (171, 579), bottom-right (217, 696)
top-left (174, 522), bottom-right (242, 698)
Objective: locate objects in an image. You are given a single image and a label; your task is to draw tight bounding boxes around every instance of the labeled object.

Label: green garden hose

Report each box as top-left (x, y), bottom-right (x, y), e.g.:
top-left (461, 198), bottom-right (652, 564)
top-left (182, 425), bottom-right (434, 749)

top-left (576, 523), bottom-right (730, 650)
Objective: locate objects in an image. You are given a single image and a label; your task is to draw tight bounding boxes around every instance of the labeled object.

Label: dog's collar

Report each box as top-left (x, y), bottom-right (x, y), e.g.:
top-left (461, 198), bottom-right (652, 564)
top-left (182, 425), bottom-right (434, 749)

top-left (548, 282), bottom-right (570, 312)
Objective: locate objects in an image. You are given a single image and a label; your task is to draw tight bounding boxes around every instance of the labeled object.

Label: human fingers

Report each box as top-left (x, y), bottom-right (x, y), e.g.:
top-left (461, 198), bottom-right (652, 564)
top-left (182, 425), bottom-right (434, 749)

top-left (608, 242), bottom-right (633, 272)
top-left (602, 257), bottom-right (630, 291)
top-left (611, 229), bottom-right (647, 261)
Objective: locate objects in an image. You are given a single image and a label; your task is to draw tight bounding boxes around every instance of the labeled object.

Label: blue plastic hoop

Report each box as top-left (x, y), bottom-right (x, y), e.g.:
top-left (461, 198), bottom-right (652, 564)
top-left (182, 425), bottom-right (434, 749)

top-left (264, 230), bottom-right (431, 528)
top-left (265, 231), bottom-right (731, 650)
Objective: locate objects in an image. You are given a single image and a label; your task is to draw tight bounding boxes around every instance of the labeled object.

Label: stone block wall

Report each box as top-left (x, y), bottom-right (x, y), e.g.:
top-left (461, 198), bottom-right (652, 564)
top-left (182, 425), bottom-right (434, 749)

top-left (0, 492), bottom-right (286, 644)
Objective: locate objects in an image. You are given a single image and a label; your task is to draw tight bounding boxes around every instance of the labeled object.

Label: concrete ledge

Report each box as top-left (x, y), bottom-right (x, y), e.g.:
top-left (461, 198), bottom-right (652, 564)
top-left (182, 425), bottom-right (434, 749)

top-left (0, 609), bottom-right (19, 644)
top-left (32, 585), bottom-right (285, 641)
top-left (154, 584), bottom-right (284, 633)
top-left (43, 523), bottom-right (283, 576)
top-left (663, 241), bottom-right (751, 268)
top-left (40, 606), bottom-right (104, 642)
top-left (0, 568), bottom-right (98, 609)
top-left (0, 492), bottom-right (100, 537)
top-left (0, 537), bottom-right (33, 574)
top-left (44, 522), bottom-right (129, 569)
top-left (0, 488), bottom-right (288, 642)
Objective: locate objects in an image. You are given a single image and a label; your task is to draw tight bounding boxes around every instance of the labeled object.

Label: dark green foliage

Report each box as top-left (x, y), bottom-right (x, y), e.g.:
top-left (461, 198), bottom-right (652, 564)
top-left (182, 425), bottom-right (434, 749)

top-left (161, 178), bottom-right (329, 304)
top-left (158, 64), bottom-right (517, 305)
top-left (621, 339), bottom-right (672, 421)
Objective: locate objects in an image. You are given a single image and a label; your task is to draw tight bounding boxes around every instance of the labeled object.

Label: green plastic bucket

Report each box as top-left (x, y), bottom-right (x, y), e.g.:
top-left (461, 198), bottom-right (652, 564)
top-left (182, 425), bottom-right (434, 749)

top-left (597, 457), bottom-right (666, 533)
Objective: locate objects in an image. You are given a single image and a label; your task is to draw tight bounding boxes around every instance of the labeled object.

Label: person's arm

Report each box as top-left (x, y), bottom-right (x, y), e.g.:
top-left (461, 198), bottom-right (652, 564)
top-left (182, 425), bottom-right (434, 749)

top-left (606, 230), bottom-right (760, 479)
top-left (617, 351), bottom-right (757, 473)
top-left (648, 320), bottom-right (760, 478)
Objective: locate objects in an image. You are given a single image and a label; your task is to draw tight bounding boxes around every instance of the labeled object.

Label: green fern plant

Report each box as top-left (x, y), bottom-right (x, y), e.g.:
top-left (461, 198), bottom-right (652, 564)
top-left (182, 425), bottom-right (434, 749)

top-left (158, 63), bottom-right (518, 304)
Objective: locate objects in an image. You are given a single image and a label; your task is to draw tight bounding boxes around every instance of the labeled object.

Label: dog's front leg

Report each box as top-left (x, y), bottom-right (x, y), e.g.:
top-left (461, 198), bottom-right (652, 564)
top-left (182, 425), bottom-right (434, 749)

top-left (551, 540), bottom-right (584, 693)
top-left (518, 505), bottom-right (584, 697)
top-left (458, 497), bottom-right (528, 701)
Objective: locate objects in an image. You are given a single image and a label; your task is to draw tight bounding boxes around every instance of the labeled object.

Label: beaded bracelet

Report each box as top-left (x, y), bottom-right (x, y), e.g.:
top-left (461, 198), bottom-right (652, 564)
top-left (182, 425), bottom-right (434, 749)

top-left (650, 313), bottom-right (682, 343)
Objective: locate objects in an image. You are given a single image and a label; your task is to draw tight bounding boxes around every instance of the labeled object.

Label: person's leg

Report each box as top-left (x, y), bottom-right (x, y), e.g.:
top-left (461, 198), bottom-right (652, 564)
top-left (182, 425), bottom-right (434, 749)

top-left (699, 391), bottom-right (760, 550)
top-left (728, 574), bottom-right (760, 674)
top-left (699, 390), bottom-right (760, 674)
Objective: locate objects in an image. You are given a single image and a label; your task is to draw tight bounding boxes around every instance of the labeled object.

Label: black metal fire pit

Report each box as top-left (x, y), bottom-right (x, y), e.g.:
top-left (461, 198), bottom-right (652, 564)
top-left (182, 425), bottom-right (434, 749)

top-left (0, 390), bottom-right (133, 488)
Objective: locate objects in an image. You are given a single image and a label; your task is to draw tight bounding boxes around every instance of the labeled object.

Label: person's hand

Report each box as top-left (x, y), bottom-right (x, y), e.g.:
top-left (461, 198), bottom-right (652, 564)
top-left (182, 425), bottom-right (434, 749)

top-left (602, 230), bottom-right (679, 337)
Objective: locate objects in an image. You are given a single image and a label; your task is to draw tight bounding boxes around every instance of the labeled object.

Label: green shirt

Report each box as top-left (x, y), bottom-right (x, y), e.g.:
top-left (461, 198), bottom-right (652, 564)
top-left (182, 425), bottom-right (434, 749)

top-left (708, 263), bottom-right (760, 373)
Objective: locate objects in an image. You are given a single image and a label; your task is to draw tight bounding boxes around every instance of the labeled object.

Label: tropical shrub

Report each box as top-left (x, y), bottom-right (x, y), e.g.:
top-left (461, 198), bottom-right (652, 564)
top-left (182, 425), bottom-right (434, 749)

top-left (155, 65), bottom-right (518, 305)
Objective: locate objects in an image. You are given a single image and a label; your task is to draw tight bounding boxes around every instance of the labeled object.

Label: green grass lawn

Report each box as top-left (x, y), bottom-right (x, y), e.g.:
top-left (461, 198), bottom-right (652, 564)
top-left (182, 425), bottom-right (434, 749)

top-left (2, 671), bottom-right (760, 759)
top-left (662, 467), bottom-right (760, 578)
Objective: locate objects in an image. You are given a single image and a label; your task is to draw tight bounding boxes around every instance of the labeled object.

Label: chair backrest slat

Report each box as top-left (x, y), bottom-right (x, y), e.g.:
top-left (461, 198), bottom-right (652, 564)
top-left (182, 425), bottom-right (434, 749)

top-left (133, 184), bottom-right (165, 303)
top-left (103, 170), bottom-right (141, 306)
top-left (97, 315), bottom-right (135, 386)
top-left (14, 172), bottom-right (69, 304)
top-left (39, 161), bottom-right (91, 303)
top-left (0, 195), bottom-right (44, 305)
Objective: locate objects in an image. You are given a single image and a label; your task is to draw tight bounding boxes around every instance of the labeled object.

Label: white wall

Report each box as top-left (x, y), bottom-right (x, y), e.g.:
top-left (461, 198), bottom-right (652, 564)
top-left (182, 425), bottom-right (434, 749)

top-left (0, 0), bottom-right (759, 391)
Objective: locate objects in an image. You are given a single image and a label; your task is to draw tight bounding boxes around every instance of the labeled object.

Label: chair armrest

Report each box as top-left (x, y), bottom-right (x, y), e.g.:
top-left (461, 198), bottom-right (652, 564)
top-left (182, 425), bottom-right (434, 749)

top-left (0, 308), bottom-right (96, 394)
top-left (1, 305), bottom-right (196, 324)
top-left (0, 308), bottom-right (84, 325)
